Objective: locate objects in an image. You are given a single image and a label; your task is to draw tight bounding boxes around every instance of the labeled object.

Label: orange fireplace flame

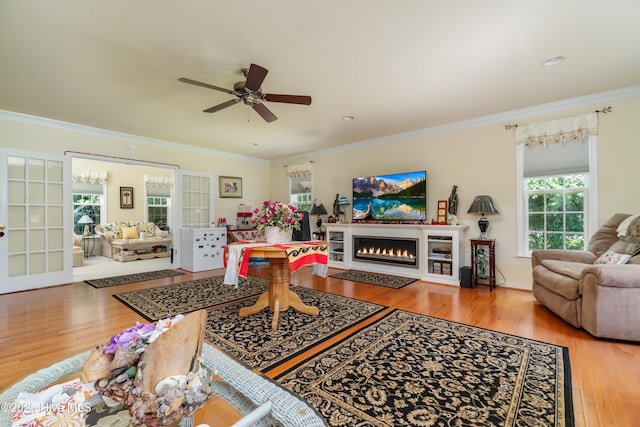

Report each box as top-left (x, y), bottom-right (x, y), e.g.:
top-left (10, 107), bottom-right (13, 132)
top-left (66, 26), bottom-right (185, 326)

top-left (357, 246), bottom-right (415, 259)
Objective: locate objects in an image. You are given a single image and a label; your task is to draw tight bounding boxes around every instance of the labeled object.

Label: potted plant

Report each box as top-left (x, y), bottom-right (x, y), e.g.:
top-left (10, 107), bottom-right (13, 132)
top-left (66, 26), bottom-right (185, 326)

top-left (252, 200), bottom-right (303, 243)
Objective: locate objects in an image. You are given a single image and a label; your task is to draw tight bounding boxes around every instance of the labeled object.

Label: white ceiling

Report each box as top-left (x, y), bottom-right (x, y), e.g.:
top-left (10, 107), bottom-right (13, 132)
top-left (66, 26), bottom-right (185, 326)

top-left (1, 1), bottom-right (639, 160)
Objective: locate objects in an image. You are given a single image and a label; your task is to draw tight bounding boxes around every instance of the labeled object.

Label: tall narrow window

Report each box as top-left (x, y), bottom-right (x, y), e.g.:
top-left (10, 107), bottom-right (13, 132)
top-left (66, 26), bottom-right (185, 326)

top-left (288, 162), bottom-right (313, 213)
top-left (145, 174), bottom-right (172, 231)
top-left (516, 113), bottom-right (598, 256)
top-left (72, 169), bottom-right (107, 235)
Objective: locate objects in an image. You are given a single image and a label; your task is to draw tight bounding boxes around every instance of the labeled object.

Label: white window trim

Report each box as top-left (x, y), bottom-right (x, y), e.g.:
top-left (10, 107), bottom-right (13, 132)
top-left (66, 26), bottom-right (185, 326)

top-left (516, 135), bottom-right (598, 257)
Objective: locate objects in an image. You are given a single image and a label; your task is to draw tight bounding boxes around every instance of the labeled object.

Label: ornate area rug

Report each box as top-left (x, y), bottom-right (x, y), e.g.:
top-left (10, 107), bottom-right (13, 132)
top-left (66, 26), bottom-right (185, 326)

top-left (85, 269), bottom-right (185, 288)
top-left (114, 275), bottom-right (268, 320)
top-left (204, 287), bottom-right (386, 372)
top-left (329, 269), bottom-right (417, 289)
top-left (276, 309), bottom-right (574, 427)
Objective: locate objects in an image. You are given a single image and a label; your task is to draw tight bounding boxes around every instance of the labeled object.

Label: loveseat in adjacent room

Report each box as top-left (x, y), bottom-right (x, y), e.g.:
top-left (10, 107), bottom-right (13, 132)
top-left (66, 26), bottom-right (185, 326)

top-left (94, 221), bottom-right (171, 261)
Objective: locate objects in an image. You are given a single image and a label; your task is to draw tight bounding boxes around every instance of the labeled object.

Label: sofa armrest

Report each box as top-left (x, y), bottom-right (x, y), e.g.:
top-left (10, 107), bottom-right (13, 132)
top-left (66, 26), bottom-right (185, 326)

top-left (531, 249), bottom-right (596, 268)
top-left (94, 225), bottom-right (113, 244)
top-left (581, 264), bottom-right (640, 289)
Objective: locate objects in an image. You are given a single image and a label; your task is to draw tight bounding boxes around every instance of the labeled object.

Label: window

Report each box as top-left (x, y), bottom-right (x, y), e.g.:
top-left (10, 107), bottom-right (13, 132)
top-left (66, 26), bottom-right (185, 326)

top-left (145, 174), bottom-right (173, 231)
top-left (525, 174), bottom-right (586, 250)
top-left (147, 196), bottom-right (170, 230)
top-left (288, 163), bottom-right (313, 213)
top-left (72, 168), bottom-right (107, 235)
top-left (73, 193), bottom-right (103, 235)
top-left (516, 113), bottom-right (598, 256)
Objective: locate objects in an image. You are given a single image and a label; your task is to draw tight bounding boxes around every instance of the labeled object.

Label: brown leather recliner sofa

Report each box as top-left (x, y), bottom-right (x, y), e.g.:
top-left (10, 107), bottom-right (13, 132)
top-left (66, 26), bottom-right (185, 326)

top-left (531, 213), bottom-right (640, 342)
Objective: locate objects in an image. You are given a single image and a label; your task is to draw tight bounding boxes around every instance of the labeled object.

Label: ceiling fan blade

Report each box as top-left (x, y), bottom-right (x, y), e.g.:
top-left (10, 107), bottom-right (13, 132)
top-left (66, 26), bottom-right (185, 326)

top-left (179, 77), bottom-right (235, 95)
top-left (244, 63), bottom-right (268, 92)
top-left (264, 94), bottom-right (312, 105)
top-left (203, 98), bottom-right (241, 113)
top-left (252, 102), bottom-right (278, 122)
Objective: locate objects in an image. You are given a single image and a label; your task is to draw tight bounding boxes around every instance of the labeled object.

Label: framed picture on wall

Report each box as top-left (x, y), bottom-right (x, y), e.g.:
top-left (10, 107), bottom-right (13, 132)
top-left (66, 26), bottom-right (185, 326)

top-left (219, 176), bottom-right (243, 198)
top-left (120, 187), bottom-right (134, 209)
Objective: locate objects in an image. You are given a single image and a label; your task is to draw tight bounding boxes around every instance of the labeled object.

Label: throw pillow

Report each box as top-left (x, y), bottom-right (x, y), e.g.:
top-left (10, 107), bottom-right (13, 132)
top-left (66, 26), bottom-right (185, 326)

top-left (594, 250), bottom-right (631, 265)
top-left (121, 226), bottom-right (139, 239)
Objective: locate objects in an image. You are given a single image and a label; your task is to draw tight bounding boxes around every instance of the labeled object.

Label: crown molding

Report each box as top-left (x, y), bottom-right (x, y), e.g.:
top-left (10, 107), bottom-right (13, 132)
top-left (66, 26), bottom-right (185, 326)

top-left (273, 85), bottom-right (640, 165)
top-left (0, 110), bottom-right (269, 165)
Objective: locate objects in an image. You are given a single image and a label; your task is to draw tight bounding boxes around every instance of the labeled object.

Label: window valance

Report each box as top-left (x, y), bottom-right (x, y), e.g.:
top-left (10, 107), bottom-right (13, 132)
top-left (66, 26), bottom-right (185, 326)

top-left (516, 113), bottom-right (598, 149)
top-left (287, 162), bottom-right (313, 178)
top-left (72, 169), bottom-right (108, 184)
top-left (144, 174), bottom-right (174, 188)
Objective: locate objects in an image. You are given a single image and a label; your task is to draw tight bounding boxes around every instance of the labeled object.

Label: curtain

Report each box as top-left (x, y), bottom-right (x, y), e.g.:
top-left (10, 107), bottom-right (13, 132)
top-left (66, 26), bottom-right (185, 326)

top-left (515, 113), bottom-right (598, 149)
top-left (144, 174), bottom-right (173, 188)
top-left (72, 168), bottom-right (108, 184)
top-left (287, 162), bottom-right (313, 178)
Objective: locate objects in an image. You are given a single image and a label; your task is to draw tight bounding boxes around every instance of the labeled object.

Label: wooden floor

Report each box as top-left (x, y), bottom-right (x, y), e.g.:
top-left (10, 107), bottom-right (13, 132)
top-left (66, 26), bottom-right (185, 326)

top-left (1, 265), bottom-right (639, 427)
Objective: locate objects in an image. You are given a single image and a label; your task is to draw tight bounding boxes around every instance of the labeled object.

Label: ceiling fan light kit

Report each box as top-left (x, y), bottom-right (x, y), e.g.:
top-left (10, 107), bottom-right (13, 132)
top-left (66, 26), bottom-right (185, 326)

top-left (179, 63), bottom-right (311, 123)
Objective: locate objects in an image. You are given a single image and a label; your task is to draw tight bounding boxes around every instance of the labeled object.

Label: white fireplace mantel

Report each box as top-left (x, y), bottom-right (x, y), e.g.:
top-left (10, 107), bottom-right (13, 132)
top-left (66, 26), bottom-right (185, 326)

top-left (324, 223), bottom-right (467, 286)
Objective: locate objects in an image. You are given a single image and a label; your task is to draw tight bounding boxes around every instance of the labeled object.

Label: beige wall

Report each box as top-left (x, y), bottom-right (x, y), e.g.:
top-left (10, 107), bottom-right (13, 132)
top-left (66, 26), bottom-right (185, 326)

top-left (0, 117), bottom-right (272, 225)
top-left (73, 158), bottom-right (174, 224)
top-left (2, 94), bottom-right (639, 289)
top-left (270, 95), bottom-right (640, 289)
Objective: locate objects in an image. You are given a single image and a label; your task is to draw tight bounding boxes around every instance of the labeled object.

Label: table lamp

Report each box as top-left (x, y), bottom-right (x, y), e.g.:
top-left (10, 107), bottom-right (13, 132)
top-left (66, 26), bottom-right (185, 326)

top-left (310, 199), bottom-right (328, 230)
top-left (78, 215), bottom-right (94, 236)
top-left (466, 195), bottom-right (499, 239)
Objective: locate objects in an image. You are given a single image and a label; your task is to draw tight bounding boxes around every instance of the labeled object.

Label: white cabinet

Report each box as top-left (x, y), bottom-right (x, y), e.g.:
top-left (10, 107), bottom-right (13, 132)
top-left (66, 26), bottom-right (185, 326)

top-left (422, 228), bottom-right (465, 286)
top-left (325, 224), bottom-right (348, 268)
top-left (181, 228), bottom-right (227, 272)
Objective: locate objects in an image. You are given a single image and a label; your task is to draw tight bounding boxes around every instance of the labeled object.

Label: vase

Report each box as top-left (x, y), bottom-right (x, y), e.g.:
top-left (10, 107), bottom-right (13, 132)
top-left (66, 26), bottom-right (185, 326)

top-left (264, 226), bottom-right (293, 244)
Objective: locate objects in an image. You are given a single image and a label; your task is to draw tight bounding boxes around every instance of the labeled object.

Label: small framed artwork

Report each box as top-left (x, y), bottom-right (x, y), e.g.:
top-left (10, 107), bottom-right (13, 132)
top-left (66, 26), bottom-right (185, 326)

top-left (219, 176), bottom-right (243, 198)
top-left (120, 187), bottom-right (134, 209)
top-left (437, 200), bottom-right (447, 224)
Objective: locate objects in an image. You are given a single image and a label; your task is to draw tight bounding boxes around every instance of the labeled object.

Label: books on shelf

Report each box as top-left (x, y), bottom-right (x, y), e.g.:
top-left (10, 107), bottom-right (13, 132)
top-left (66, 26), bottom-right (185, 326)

top-left (429, 252), bottom-right (452, 259)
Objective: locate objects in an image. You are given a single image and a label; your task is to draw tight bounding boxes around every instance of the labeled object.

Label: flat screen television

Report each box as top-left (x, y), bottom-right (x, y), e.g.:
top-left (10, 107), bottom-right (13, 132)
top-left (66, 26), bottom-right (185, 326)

top-left (352, 170), bottom-right (427, 222)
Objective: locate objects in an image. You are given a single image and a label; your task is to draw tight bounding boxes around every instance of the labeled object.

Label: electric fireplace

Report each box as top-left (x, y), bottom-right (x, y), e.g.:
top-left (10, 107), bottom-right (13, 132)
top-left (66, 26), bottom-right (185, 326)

top-left (352, 235), bottom-right (419, 268)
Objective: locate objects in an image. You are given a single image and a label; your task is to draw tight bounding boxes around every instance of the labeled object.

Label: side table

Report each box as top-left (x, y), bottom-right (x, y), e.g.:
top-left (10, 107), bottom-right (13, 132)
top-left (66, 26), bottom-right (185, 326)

top-left (312, 230), bottom-right (326, 240)
top-left (82, 234), bottom-right (100, 258)
top-left (470, 239), bottom-right (496, 291)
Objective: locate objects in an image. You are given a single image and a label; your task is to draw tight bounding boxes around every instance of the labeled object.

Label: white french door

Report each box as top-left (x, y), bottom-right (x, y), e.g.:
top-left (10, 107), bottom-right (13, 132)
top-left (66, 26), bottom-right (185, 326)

top-left (0, 149), bottom-right (72, 294)
top-left (174, 169), bottom-right (215, 268)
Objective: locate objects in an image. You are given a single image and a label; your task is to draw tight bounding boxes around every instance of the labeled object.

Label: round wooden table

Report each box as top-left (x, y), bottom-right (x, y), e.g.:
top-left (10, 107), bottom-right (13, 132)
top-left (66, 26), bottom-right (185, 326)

top-left (238, 245), bottom-right (321, 331)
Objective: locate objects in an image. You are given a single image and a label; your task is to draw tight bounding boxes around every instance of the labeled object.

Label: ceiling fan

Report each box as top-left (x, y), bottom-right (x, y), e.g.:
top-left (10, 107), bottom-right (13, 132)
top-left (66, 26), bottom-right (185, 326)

top-left (179, 63), bottom-right (311, 123)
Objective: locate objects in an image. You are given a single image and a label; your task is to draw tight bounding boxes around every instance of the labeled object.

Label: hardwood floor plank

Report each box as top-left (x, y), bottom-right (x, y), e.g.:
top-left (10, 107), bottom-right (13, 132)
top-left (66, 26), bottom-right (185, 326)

top-left (1, 265), bottom-right (639, 427)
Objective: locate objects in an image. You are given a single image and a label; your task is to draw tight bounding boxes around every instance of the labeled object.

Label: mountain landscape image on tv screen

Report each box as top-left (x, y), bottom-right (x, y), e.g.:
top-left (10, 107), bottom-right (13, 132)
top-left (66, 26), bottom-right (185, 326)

top-left (352, 171), bottom-right (427, 222)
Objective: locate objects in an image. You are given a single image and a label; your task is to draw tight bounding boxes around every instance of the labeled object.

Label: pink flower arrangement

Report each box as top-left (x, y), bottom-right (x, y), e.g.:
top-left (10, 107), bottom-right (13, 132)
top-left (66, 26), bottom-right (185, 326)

top-left (252, 200), bottom-right (303, 231)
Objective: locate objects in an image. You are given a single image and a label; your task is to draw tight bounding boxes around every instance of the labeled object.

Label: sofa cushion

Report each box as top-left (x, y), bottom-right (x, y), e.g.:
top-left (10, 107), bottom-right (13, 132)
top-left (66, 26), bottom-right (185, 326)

top-left (594, 250), bottom-right (631, 265)
top-left (587, 213), bottom-right (630, 257)
top-left (608, 239), bottom-right (640, 257)
top-left (540, 259), bottom-right (589, 280)
top-left (533, 260), bottom-right (591, 300)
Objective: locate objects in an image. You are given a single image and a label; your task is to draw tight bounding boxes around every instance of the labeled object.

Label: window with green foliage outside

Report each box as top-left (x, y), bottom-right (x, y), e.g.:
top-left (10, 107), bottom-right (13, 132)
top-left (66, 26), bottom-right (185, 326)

top-left (147, 196), bottom-right (170, 230)
top-left (526, 174), bottom-right (586, 251)
top-left (73, 193), bottom-right (103, 235)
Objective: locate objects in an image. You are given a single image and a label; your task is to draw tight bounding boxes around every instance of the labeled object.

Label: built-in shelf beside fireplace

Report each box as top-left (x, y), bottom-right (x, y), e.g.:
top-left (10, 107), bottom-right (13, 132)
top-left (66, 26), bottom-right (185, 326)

top-left (325, 223), bottom-right (467, 286)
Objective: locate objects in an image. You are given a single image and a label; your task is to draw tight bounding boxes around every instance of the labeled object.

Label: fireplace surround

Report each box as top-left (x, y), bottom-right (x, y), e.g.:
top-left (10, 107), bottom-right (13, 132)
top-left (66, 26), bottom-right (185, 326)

top-left (325, 223), bottom-right (467, 286)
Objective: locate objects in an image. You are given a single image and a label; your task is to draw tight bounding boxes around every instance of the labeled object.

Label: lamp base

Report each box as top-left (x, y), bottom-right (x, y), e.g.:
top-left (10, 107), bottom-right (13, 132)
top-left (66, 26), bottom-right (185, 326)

top-left (477, 215), bottom-right (490, 239)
